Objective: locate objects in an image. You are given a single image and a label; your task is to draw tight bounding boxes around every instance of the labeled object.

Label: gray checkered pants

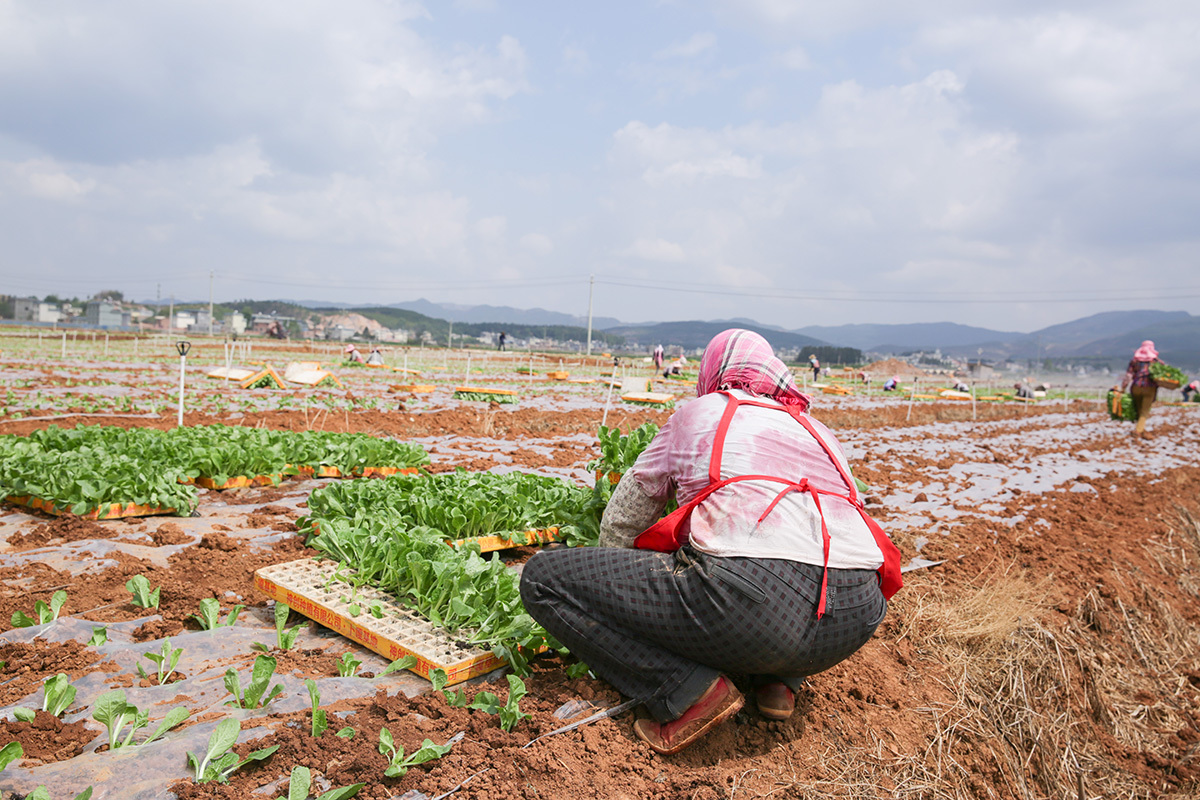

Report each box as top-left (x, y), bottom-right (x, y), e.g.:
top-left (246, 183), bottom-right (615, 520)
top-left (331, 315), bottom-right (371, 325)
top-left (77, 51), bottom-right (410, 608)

top-left (519, 545), bottom-right (886, 722)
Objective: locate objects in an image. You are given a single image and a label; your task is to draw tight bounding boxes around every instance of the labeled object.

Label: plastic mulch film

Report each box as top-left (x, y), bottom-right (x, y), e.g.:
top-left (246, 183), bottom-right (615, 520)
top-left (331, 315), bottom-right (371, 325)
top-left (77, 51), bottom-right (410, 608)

top-left (255, 559), bottom-right (508, 686)
top-left (0, 609), bottom-right (434, 800)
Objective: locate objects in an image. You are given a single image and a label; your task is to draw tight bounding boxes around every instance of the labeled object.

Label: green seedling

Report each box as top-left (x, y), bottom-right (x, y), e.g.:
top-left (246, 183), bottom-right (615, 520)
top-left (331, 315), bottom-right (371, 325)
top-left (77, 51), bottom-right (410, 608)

top-left (336, 726), bottom-right (355, 738)
top-left (191, 598), bottom-right (244, 630)
top-left (369, 603), bottom-right (384, 619)
top-left (499, 674), bottom-right (531, 732)
top-left (377, 728), bottom-right (453, 778)
top-left (42, 672), bottom-right (76, 717)
top-left (27, 787), bottom-right (92, 800)
top-left (87, 626), bottom-right (108, 646)
top-left (429, 668), bottom-right (468, 708)
top-left (12, 671), bottom-right (76, 723)
top-left (224, 655), bottom-right (284, 709)
top-left (137, 637), bottom-right (183, 685)
top-left (187, 717), bottom-right (279, 784)
top-left (274, 603), bottom-right (302, 650)
top-left (0, 741), bottom-right (22, 770)
top-left (377, 654), bottom-right (416, 678)
top-left (306, 679), bottom-right (327, 738)
top-left (336, 652), bottom-right (361, 678)
top-left (283, 765), bottom-right (364, 800)
top-left (11, 590), bottom-right (67, 627)
top-left (565, 661), bottom-right (591, 679)
top-left (125, 575), bottom-right (161, 609)
top-left (91, 689), bottom-right (188, 750)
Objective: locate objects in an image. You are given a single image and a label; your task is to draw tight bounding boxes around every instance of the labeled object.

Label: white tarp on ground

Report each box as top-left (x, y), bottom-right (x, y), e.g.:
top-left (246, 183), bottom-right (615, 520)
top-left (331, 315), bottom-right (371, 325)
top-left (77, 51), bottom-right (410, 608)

top-left (206, 367), bottom-right (256, 381)
top-left (284, 362), bottom-right (334, 385)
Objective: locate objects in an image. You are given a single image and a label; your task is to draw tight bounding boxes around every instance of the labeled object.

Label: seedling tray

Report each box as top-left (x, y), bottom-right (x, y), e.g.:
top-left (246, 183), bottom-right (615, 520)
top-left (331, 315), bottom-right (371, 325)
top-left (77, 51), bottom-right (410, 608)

top-left (5, 494), bottom-right (177, 519)
top-left (450, 527), bottom-right (562, 553)
top-left (292, 465), bottom-right (422, 479)
top-left (191, 473), bottom-right (285, 490)
top-left (254, 559), bottom-right (506, 685)
top-left (240, 366), bottom-right (288, 390)
top-left (394, 384), bottom-right (436, 393)
top-left (621, 392), bottom-right (675, 406)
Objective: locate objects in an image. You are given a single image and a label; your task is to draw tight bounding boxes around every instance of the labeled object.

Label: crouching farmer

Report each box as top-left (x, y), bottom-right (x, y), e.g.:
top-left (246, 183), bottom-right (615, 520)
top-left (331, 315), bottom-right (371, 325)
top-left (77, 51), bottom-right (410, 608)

top-left (520, 329), bottom-right (902, 754)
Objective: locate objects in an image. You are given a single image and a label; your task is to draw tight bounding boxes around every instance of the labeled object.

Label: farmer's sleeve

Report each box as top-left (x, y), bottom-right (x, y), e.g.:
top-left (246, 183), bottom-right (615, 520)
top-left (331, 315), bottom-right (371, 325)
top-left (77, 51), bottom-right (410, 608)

top-left (599, 468), bottom-right (667, 548)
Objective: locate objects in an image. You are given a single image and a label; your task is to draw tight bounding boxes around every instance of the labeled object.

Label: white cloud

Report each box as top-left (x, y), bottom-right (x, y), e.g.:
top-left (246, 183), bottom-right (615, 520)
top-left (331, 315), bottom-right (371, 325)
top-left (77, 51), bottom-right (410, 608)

top-left (618, 237), bottom-right (686, 262)
top-left (519, 232), bottom-right (554, 255)
top-left (476, 216), bottom-right (507, 238)
top-left (654, 32), bottom-right (717, 60)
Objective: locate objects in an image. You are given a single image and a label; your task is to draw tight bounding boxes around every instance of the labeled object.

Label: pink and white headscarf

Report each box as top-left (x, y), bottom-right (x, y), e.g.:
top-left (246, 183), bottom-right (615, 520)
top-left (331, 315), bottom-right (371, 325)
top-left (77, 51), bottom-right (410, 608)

top-left (697, 329), bottom-right (811, 411)
top-left (1133, 340), bottom-right (1158, 361)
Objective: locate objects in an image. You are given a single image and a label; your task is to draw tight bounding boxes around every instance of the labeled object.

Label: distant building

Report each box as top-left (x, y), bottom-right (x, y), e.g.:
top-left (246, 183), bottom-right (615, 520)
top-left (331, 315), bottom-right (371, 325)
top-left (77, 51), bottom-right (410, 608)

top-left (85, 300), bottom-right (124, 329)
top-left (966, 360), bottom-right (996, 380)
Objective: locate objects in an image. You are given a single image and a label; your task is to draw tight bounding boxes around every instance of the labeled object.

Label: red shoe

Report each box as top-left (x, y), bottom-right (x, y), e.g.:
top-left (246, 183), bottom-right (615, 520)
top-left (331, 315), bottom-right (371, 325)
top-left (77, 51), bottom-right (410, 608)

top-left (755, 682), bottom-right (794, 720)
top-left (633, 676), bottom-right (744, 755)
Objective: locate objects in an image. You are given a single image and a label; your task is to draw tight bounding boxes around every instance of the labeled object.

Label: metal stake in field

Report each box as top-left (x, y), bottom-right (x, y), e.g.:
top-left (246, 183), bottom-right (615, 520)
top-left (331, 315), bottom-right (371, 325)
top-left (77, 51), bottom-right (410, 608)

top-left (906, 377), bottom-right (918, 422)
top-left (175, 340), bottom-right (191, 427)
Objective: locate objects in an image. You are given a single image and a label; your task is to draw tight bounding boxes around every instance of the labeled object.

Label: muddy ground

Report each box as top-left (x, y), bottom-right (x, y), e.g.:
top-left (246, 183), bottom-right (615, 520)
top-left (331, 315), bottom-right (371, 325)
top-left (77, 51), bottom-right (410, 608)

top-left (1, 339), bottom-right (1198, 799)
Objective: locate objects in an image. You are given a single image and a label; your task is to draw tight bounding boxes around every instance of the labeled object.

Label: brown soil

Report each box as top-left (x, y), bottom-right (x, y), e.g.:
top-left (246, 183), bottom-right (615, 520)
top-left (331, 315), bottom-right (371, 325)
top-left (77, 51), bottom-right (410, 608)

top-left (0, 709), bottom-right (95, 765)
top-left (6, 514), bottom-right (117, 550)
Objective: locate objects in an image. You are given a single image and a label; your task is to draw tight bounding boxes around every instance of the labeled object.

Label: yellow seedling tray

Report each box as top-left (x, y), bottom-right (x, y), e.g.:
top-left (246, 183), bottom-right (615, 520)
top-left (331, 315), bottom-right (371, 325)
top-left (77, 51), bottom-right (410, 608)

top-left (394, 384), bottom-right (436, 393)
top-left (292, 465), bottom-right (421, 479)
top-left (545, 371), bottom-right (569, 380)
top-left (207, 367), bottom-right (257, 381)
top-left (449, 527), bottom-right (562, 553)
top-left (621, 392), bottom-right (675, 405)
top-left (192, 473), bottom-right (284, 490)
top-left (5, 495), bottom-right (177, 520)
top-left (254, 559), bottom-right (507, 686)
top-left (454, 386), bottom-right (517, 396)
top-left (240, 366), bottom-right (288, 390)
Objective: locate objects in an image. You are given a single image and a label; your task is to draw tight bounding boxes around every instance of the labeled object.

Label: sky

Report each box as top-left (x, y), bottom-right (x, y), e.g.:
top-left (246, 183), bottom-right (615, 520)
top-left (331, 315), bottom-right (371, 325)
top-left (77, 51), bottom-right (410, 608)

top-left (1, 0), bottom-right (1199, 333)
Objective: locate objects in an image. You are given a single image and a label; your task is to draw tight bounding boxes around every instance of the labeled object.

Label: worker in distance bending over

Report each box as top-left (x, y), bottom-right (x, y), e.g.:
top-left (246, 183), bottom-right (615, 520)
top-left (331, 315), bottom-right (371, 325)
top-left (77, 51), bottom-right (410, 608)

top-left (520, 329), bottom-right (902, 754)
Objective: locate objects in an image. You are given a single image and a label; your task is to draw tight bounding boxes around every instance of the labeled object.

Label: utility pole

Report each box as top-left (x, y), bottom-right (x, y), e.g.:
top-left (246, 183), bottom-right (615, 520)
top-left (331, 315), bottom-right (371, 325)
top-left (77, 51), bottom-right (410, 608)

top-left (168, 295), bottom-right (174, 334)
top-left (448, 320), bottom-right (453, 349)
top-left (208, 271), bottom-right (214, 336)
top-left (586, 273), bottom-right (594, 357)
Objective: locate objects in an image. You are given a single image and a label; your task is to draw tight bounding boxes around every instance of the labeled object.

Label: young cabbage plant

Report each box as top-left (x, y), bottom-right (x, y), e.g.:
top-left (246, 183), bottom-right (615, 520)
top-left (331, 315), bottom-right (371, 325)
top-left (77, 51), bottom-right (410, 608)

top-left (499, 674), bottom-right (531, 732)
top-left (87, 626), bottom-right (108, 646)
top-left (274, 603), bottom-right (302, 650)
top-left (429, 668), bottom-right (468, 708)
top-left (137, 637), bottom-right (183, 685)
top-left (187, 717), bottom-right (279, 784)
top-left (11, 590), bottom-right (67, 628)
top-left (26, 786), bottom-right (92, 800)
top-left (13, 672), bottom-right (76, 723)
top-left (224, 655), bottom-right (284, 710)
top-left (376, 654), bottom-right (417, 678)
top-left (306, 679), bottom-right (327, 738)
top-left (91, 689), bottom-right (187, 750)
top-left (191, 598), bottom-right (244, 630)
top-left (0, 741), bottom-right (22, 771)
top-left (283, 765), bottom-right (364, 800)
top-left (377, 728), bottom-right (453, 778)
top-left (125, 575), bottom-right (161, 610)
top-left (336, 652), bottom-right (361, 678)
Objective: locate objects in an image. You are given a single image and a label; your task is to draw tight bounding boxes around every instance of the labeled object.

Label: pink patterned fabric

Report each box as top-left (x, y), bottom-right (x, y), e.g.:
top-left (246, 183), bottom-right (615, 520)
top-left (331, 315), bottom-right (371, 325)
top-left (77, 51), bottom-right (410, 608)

top-left (696, 329), bottom-right (811, 411)
top-left (1133, 340), bottom-right (1158, 361)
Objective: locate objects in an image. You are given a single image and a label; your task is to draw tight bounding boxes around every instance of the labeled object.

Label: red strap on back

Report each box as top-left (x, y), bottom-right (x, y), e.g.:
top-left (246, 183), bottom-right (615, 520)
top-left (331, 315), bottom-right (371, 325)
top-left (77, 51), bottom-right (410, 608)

top-left (631, 392), bottom-right (903, 609)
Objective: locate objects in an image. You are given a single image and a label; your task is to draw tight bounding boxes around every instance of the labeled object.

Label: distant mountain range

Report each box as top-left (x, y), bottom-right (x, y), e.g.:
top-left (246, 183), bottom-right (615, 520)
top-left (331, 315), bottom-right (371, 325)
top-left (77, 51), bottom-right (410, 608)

top-left (143, 295), bottom-right (1200, 369)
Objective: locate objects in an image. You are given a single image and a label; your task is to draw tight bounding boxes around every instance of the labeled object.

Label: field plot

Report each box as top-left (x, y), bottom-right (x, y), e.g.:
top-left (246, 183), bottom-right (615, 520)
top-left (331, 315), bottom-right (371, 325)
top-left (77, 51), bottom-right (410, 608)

top-left (0, 330), bottom-right (1199, 799)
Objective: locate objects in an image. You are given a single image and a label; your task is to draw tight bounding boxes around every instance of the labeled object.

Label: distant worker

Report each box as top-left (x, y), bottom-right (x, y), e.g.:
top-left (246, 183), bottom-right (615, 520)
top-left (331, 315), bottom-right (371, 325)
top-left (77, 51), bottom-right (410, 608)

top-left (1119, 340), bottom-right (1164, 439)
top-left (344, 343), bottom-right (365, 364)
top-left (883, 376), bottom-right (898, 392)
top-left (498, 331), bottom-right (507, 352)
top-left (653, 344), bottom-right (665, 373)
top-left (664, 355), bottom-right (687, 378)
top-left (857, 371), bottom-right (869, 385)
top-left (1184, 380), bottom-right (1199, 403)
top-left (953, 380), bottom-right (969, 393)
top-left (808, 354), bottom-right (820, 382)
top-left (365, 347), bottom-right (384, 366)
top-left (1014, 382), bottom-right (1035, 399)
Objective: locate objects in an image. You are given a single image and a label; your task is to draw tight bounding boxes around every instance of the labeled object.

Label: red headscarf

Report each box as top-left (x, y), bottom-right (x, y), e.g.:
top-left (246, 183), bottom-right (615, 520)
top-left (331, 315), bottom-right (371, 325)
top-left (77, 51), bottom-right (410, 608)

top-left (1133, 340), bottom-right (1158, 361)
top-left (697, 329), bottom-right (811, 411)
